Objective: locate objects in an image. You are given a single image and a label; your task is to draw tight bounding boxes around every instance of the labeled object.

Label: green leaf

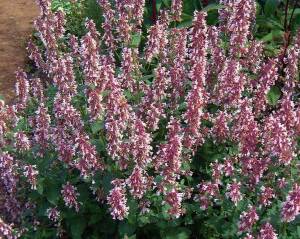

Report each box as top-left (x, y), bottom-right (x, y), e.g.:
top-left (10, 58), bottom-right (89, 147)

top-left (264, 0), bottom-right (279, 17)
top-left (130, 33), bottom-right (141, 48)
top-left (202, 3), bottom-right (224, 12)
top-left (119, 221), bottom-right (136, 237)
top-left (69, 217), bottom-right (87, 239)
top-left (91, 120), bottom-right (104, 134)
top-left (267, 86), bottom-right (281, 106)
top-left (161, 228), bottom-right (191, 239)
top-left (44, 180), bottom-right (61, 205)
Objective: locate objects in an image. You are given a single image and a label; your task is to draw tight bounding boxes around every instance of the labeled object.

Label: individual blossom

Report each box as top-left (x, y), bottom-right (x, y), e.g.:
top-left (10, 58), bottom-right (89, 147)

top-left (228, 0), bottom-right (256, 56)
top-left (218, 0), bottom-right (234, 33)
top-left (61, 182), bottom-right (80, 212)
top-left (14, 132), bottom-right (30, 151)
top-left (243, 233), bottom-right (254, 239)
top-left (141, 65), bottom-right (169, 131)
top-left (133, 0), bottom-right (146, 27)
top-left (196, 181), bottom-right (219, 210)
top-left (211, 111), bottom-right (230, 142)
top-left (276, 93), bottom-right (297, 132)
top-left (97, 0), bottom-right (116, 53)
top-left (87, 89), bottom-right (103, 121)
top-left (216, 59), bottom-right (243, 107)
top-left (184, 11), bottom-right (208, 148)
top-left (241, 40), bottom-right (263, 74)
top-left (233, 101), bottom-right (260, 155)
top-left (207, 26), bottom-right (225, 87)
top-left (277, 178), bottom-right (287, 189)
top-left (238, 206), bottom-right (259, 233)
top-left (126, 166), bottom-right (148, 199)
top-left (284, 47), bottom-right (299, 94)
top-left (75, 133), bottom-right (104, 176)
top-left (107, 180), bottom-right (129, 220)
top-left (46, 207), bottom-right (60, 222)
top-left (35, 0), bottom-right (51, 16)
top-left (53, 54), bottom-right (77, 97)
top-left (105, 77), bottom-right (131, 166)
top-left (15, 69), bottom-right (29, 107)
top-left (0, 218), bottom-right (16, 239)
top-left (281, 183), bottom-right (300, 222)
top-left (68, 34), bottom-right (80, 59)
top-left (27, 39), bottom-right (46, 71)
top-left (34, 104), bottom-right (51, 152)
top-left (258, 223), bottom-right (277, 239)
top-left (223, 158), bottom-right (234, 176)
top-left (80, 22), bottom-right (101, 87)
top-left (30, 78), bottom-right (44, 102)
top-left (164, 188), bottom-right (184, 218)
top-left (115, 0), bottom-right (134, 44)
top-left (259, 186), bottom-right (275, 207)
top-left (211, 161), bottom-right (223, 184)
top-left (120, 47), bottom-right (139, 92)
top-left (130, 117), bottom-right (152, 167)
top-left (155, 118), bottom-right (183, 188)
top-left (262, 114), bottom-right (294, 165)
top-left (226, 181), bottom-right (242, 206)
top-left (171, 0), bottom-right (183, 21)
top-left (145, 20), bottom-right (168, 62)
top-left (253, 59), bottom-right (278, 115)
top-left (240, 155), bottom-right (269, 185)
top-left (168, 28), bottom-right (187, 103)
top-left (23, 165), bottom-right (38, 190)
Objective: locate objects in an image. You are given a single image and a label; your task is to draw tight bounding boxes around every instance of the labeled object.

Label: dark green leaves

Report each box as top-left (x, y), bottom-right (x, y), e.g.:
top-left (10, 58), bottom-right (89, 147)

top-left (267, 85), bottom-right (281, 106)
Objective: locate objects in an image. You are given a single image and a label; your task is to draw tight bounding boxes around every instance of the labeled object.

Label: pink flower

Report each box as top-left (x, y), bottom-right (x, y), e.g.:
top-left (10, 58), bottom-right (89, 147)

top-left (61, 182), bottom-right (80, 212)
top-left (141, 65), bottom-right (169, 131)
top-left (155, 118), bottom-right (182, 187)
top-left (126, 166), bottom-right (148, 199)
top-left (75, 133), bottom-right (104, 175)
top-left (226, 181), bottom-right (242, 205)
top-left (107, 180), bottom-right (129, 220)
top-left (23, 165), bottom-right (39, 190)
top-left (87, 89), bottom-right (103, 121)
top-left (14, 132), bottom-right (30, 152)
top-left (130, 117), bottom-right (152, 167)
top-left (30, 78), bottom-right (44, 102)
top-left (258, 223), bottom-right (277, 239)
top-left (260, 186), bottom-right (275, 207)
top-left (164, 189), bottom-right (184, 218)
top-left (216, 59), bottom-right (243, 107)
top-left (263, 114), bottom-right (294, 165)
top-left (47, 207), bottom-right (60, 222)
top-left (238, 206), bottom-right (259, 233)
top-left (171, 0), bottom-right (183, 21)
top-left (184, 12), bottom-right (208, 149)
top-left (15, 69), bottom-right (29, 107)
top-left (0, 218), bottom-right (16, 239)
top-left (145, 21), bottom-right (168, 62)
top-left (34, 104), bottom-right (51, 152)
top-left (284, 47), bottom-right (299, 94)
top-left (281, 184), bottom-right (300, 222)
top-left (228, 0), bottom-right (256, 56)
top-left (253, 59), bottom-right (278, 115)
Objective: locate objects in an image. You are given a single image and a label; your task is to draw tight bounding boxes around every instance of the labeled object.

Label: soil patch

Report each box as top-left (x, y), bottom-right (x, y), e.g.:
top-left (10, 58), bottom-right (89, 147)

top-left (0, 0), bottom-right (38, 103)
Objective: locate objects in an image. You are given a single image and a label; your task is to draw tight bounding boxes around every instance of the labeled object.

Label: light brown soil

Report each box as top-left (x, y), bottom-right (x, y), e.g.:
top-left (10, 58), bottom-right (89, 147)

top-left (0, 0), bottom-right (38, 103)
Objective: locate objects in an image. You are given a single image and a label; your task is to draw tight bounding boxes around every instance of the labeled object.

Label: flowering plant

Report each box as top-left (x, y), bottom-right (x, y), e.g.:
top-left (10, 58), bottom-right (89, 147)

top-left (0, 0), bottom-right (299, 238)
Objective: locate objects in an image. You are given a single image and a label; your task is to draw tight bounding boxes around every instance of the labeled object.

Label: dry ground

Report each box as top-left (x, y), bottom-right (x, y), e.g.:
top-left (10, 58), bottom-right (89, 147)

top-left (0, 0), bottom-right (38, 103)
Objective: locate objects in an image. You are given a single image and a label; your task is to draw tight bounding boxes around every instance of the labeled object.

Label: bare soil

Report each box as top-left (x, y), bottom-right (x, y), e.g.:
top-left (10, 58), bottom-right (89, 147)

top-left (0, 0), bottom-right (38, 103)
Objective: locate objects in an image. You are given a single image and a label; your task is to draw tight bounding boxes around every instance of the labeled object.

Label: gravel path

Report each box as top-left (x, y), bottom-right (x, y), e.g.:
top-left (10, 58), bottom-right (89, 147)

top-left (0, 0), bottom-right (38, 103)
